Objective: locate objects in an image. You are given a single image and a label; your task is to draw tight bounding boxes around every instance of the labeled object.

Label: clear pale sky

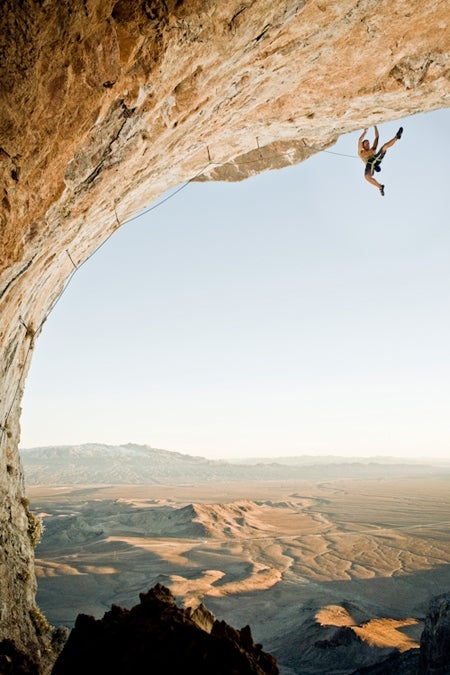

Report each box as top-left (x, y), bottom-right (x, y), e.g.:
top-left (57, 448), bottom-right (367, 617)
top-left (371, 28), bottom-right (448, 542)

top-left (20, 109), bottom-right (450, 459)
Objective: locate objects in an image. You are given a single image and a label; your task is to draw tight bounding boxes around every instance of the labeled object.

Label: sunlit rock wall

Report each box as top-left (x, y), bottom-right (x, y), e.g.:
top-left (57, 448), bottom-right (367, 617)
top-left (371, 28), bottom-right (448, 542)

top-left (0, 0), bottom-right (449, 666)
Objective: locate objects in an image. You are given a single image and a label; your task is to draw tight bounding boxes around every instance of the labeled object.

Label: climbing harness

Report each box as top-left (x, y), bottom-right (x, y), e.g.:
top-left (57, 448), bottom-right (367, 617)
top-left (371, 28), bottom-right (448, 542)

top-left (365, 150), bottom-right (386, 174)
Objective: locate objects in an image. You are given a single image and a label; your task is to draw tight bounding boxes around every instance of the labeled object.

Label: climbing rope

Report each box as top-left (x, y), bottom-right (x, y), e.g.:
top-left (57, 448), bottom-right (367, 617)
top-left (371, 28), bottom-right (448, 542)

top-left (323, 150), bottom-right (358, 159)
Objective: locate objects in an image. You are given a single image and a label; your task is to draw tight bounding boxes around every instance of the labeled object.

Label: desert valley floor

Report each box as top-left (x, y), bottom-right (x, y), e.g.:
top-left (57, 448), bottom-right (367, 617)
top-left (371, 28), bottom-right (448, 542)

top-left (29, 477), bottom-right (450, 674)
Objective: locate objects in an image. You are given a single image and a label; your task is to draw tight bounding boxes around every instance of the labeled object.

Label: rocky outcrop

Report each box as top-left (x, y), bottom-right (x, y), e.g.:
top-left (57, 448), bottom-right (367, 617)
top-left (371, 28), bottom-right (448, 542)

top-left (0, 0), bottom-right (449, 667)
top-left (350, 593), bottom-right (450, 674)
top-left (273, 616), bottom-right (399, 674)
top-left (419, 593), bottom-right (450, 674)
top-left (50, 583), bottom-right (279, 674)
top-left (40, 588), bottom-right (450, 675)
top-left (0, 639), bottom-right (40, 675)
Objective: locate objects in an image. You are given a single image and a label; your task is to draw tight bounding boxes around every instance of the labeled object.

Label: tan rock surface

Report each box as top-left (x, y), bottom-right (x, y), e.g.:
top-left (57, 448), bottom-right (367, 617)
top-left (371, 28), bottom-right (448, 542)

top-left (0, 0), bottom-right (449, 666)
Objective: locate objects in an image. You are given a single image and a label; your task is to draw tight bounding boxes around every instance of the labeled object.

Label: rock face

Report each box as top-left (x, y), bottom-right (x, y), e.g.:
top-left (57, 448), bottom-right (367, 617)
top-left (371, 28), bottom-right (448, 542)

top-left (0, 0), bottom-right (449, 667)
top-left (34, 588), bottom-right (450, 675)
top-left (419, 593), bottom-right (450, 674)
top-left (350, 649), bottom-right (420, 674)
top-left (346, 593), bottom-right (450, 674)
top-left (51, 584), bottom-right (279, 675)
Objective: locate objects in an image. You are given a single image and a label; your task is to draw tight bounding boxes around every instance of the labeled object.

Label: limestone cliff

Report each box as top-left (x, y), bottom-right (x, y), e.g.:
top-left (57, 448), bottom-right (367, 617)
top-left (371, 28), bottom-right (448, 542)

top-left (0, 0), bottom-right (449, 668)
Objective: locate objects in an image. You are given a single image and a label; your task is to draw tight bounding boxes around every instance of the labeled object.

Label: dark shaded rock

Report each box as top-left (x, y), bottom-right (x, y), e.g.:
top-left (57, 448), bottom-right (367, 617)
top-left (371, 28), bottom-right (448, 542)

top-left (419, 593), bottom-right (450, 674)
top-left (51, 583), bottom-right (278, 675)
top-left (50, 626), bottom-right (69, 656)
top-left (0, 639), bottom-right (39, 675)
top-left (271, 617), bottom-right (394, 674)
top-left (317, 625), bottom-right (361, 649)
top-left (350, 648), bottom-right (420, 674)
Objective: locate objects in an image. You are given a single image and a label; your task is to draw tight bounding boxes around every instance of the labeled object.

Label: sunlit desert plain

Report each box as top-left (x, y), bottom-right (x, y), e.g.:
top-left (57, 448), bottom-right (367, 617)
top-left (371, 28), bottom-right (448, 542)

top-left (27, 468), bottom-right (450, 674)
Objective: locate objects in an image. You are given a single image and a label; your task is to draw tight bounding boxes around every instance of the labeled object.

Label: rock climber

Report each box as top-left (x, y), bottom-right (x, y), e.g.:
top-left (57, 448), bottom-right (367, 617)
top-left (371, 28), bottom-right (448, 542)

top-left (358, 125), bottom-right (403, 196)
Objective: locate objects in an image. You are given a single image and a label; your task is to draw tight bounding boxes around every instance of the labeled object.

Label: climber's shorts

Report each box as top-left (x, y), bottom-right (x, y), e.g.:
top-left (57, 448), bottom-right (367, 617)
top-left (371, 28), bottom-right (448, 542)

top-left (365, 150), bottom-right (386, 175)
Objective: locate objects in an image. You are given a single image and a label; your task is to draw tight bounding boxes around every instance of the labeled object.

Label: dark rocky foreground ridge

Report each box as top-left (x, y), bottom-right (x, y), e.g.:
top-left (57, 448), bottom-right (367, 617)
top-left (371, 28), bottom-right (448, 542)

top-left (51, 584), bottom-right (279, 675)
top-left (3, 587), bottom-right (450, 674)
top-left (51, 589), bottom-right (450, 675)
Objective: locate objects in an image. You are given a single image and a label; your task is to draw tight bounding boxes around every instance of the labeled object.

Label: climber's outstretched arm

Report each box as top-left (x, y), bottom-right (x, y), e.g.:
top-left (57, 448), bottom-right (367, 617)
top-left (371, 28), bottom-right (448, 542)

top-left (372, 125), bottom-right (379, 151)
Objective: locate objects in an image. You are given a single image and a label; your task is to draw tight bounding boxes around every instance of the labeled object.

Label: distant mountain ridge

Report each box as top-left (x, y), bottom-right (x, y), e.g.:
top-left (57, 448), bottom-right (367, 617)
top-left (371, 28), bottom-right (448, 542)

top-left (20, 444), bottom-right (445, 486)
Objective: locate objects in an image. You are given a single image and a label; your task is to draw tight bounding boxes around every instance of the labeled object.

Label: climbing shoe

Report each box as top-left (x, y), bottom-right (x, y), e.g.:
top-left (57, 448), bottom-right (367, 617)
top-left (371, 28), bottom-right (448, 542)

top-left (396, 127), bottom-right (403, 139)
top-left (380, 185), bottom-right (385, 196)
